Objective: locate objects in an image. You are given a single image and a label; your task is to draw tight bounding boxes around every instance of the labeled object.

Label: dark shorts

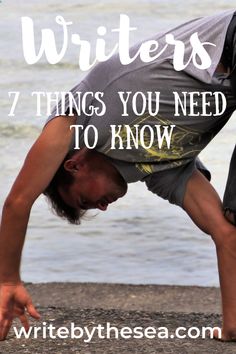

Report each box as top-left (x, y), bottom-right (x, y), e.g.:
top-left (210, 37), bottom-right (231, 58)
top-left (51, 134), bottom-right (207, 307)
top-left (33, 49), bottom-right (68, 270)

top-left (143, 158), bottom-right (211, 208)
top-left (221, 13), bottom-right (236, 219)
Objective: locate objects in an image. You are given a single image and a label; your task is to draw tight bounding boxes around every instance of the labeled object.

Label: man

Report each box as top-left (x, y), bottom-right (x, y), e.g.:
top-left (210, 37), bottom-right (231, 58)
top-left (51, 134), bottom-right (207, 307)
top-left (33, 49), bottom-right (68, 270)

top-left (1, 9), bottom-right (236, 341)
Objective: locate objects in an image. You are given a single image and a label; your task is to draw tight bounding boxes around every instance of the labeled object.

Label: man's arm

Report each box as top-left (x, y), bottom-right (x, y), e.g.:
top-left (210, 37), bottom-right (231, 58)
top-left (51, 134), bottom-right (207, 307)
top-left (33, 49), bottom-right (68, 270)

top-left (0, 115), bottom-right (76, 340)
top-left (183, 169), bottom-right (236, 340)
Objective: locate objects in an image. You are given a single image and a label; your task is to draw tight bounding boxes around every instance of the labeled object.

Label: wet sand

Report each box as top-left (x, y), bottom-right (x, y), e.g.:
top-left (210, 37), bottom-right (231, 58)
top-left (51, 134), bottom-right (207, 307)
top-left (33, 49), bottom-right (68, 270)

top-left (1, 283), bottom-right (236, 354)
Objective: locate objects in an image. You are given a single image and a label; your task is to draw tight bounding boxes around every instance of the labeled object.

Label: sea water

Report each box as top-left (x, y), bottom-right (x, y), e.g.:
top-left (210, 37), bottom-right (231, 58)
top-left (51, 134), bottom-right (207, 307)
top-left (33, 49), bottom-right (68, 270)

top-left (0, 0), bottom-right (235, 285)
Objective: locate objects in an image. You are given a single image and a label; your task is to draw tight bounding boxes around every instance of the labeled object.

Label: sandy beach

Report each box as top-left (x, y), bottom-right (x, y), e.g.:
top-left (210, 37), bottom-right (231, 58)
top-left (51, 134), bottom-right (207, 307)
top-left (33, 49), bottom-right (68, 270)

top-left (1, 283), bottom-right (236, 353)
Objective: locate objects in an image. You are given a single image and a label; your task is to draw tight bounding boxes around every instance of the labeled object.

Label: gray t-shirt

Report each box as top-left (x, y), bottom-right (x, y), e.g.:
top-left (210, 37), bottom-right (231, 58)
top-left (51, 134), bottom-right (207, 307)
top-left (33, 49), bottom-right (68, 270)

top-left (47, 9), bottom-right (236, 207)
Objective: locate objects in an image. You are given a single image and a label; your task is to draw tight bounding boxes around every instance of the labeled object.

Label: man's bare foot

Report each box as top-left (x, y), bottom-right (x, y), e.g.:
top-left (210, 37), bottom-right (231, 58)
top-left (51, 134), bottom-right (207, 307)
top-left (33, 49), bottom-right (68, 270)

top-left (213, 328), bottom-right (236, 341)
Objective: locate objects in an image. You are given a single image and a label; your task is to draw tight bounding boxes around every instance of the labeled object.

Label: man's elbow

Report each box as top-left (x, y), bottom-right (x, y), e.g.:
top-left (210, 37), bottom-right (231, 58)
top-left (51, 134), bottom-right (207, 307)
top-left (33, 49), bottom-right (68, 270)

top-left (3, 193), bottom-right (34, 214)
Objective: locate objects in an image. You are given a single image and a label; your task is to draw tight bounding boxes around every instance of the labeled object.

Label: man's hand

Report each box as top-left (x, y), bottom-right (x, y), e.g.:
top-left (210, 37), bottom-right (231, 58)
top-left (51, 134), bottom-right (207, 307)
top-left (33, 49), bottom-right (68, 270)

top-left (0, 283), bottom-right (40, 340)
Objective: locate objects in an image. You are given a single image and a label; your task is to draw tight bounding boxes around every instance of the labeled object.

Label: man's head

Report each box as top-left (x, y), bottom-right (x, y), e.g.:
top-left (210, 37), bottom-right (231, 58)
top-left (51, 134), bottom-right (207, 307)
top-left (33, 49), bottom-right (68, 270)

top-left (44, 148), bottom-right (128, 224)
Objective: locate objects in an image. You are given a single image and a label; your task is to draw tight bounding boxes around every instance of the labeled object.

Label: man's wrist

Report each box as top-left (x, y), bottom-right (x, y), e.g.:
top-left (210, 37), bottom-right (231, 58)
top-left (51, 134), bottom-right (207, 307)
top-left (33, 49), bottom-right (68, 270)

top-left (0, 272), bottom-right (21, 284)
top-left (0, 281), bottom-right (22, 286)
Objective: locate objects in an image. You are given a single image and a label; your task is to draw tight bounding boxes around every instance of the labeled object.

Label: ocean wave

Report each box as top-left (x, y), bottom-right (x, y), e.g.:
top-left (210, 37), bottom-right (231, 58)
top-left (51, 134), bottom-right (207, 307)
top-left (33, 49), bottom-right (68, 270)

top-left (0, 123), bottom-right (41, 139)
top-left (10, 0), bottom-right (152, 14)
top-left (0, 59), bottom-right (82, 71)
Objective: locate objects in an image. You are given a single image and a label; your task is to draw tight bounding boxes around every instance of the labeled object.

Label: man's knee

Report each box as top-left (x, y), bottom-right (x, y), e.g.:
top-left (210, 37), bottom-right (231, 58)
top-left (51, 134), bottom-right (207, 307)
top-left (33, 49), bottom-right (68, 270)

top-left (211, 222), bottom-right (236, 249)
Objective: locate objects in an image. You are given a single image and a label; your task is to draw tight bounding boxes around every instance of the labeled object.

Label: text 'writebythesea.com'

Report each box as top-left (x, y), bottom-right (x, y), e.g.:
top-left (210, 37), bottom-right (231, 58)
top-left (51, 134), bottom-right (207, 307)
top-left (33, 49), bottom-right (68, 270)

top-left (13, 322), bottom-right (221, 342)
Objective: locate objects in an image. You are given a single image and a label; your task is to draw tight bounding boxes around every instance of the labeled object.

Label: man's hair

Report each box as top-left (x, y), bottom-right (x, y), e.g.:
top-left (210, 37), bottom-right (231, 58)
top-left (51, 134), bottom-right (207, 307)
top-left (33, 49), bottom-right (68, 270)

top-left (43, 151), bottom-right (86, 224)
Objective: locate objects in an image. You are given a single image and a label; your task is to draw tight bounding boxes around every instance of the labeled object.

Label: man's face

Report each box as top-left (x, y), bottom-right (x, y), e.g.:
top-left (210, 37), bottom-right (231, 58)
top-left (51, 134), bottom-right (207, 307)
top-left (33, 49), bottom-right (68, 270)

top-left (59, 149), bottom-right (128, 211)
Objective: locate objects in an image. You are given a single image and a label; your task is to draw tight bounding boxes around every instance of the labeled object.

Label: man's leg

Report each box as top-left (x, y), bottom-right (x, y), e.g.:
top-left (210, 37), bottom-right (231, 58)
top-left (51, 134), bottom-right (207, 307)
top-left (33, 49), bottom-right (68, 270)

top-left (183, 169), bottom-right (236, 340)
top-left (223, 145), bottom-right (236, 225)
